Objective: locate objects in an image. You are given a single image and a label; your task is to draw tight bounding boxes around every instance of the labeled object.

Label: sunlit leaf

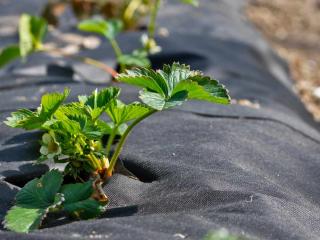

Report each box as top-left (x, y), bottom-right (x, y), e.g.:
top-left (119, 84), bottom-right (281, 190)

top-left (4, 170), bottom-right (64, 233)
top-left (117, 62), bottom-right (230, 110)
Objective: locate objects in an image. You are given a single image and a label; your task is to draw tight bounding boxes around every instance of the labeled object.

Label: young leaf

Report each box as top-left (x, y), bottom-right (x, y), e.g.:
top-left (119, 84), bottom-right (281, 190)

top-left (116, 63), bottom-right (230, 110)
top-left (82, 87), bottom-right (120, 120)
top-left (78, 19), bottom-right (123, 40)
top-left (4, 170), bottom-right (64, 233)
top-left (0, 45), bottom-right (21, 68)
top-left (106, 100), bottom-right (151, 125)
top-left (40, 88), bottom-right (70, 118)
top-left (4, 89), bottom-right (69, 130)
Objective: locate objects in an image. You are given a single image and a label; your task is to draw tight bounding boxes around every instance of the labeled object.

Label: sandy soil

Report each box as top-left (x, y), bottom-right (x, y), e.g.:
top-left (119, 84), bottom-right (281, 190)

top-left (246, 0), bottom-right (320, 121)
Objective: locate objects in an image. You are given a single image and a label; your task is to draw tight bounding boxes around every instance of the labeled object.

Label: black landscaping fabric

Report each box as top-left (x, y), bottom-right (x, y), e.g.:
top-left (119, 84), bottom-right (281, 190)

top-left (0, 1), bottom-right (320, 240)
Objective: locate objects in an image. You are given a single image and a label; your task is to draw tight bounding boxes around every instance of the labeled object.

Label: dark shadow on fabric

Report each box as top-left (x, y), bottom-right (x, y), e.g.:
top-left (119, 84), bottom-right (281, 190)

top-left (122, 159), bottom-right (158, 183)
top-left (3, 131), bottom-right (42, 145)
top-left (0, 142), bottom-right (40, 162)
top-left (101, 205), bottom-right (139, 218)
top-left (3, 163), bottom-right (49, 187)
top-left (47, 64), bottom-right (75, 78)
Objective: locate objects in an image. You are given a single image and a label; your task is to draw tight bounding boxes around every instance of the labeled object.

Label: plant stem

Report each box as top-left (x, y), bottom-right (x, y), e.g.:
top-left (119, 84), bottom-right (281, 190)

top-left (106, 109), bottom-right (157, 177)
top-left (109, 39), bottom-right (125, 72)
top-left (105, 125), bottom-right (118, 158)
top-left (147, 0), bottom-right (161, 42)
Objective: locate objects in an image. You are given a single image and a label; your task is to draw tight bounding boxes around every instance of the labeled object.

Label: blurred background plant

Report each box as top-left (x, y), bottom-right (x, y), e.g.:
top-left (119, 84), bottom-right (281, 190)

top-left (42, 0), bottom-right (153, 30)
top-left (0, 0), bottom-right (198, 77)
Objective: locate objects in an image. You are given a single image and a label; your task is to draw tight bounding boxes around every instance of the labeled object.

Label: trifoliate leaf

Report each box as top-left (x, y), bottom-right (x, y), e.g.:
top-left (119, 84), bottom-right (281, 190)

top-left (4, 170), bottom-right (64, 233)
top-left (116, 62), bottom-right (230, 110)
top-left (78, 19), bottom-right (123, 40)
top-left (0, 45), bottom-right (21, 68)
top-left (106, 100), bottom-right (151, 124)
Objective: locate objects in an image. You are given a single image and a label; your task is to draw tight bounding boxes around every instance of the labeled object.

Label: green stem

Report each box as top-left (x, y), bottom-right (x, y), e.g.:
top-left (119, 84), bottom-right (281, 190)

top-left (147, 0), bottom-right (161, 42)
top-left (107, 109), bottom-right (157, 176)
top-left (105, 125), bottom-right (118, 158)
top-left (110, 39), bottom-right (125, 72)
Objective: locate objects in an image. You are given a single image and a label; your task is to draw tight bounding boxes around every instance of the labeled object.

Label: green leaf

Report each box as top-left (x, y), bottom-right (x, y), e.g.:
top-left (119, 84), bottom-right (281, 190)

top-left (173, 77), bottom-right (230, 104)
top-left (78, 19), bottom-right (123, 40)
top-left (40, 88), bottom-right (70, 118)
top-left (83, 87), bottom-right (120, 120)
top-left (4, 207), bottom-right (46, 233)
top-left (117, 62), bottom-right (230, 110)
top-left (106, 100), bottom-right (151, 125)
top-left (63, 198), bottom-right (106, 219)
top-left (139, 90), bottom-right (166, 111)
top-left (30, 15), bottom-right (47, 49)
top-left (4, 89), bottom-right (69, 130)
top-left (4, 170), bottom-right (64, 233)
top-left (60, 181), bottom-right (93, 204)
top-left (15, 169), bottom-right (63, 208)
top-left (60, 180), bottom-right (106, 219)
top-left (117, 68), bottom-right (168, 96)
top-left (19, 14), bottom-right (47, 59)
top-left (19, 14), bottom-right (33, 58)
top-left (118, 50), bottom-right (151, 68)
top-left (179, 0), bottom-right (199, 7)
top-left (0, 45), bottom-right (21, 68)
top-left (4, 109), bottom-right (35, 128)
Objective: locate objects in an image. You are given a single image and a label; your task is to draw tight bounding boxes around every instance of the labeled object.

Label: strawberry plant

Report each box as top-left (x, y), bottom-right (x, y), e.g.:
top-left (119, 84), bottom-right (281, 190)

top-left (0, 14), bottom-right (118, 77)
top-left (3, 63), bottom-right (230, 233)
top-left (77, 0), bottom-right (199, 71)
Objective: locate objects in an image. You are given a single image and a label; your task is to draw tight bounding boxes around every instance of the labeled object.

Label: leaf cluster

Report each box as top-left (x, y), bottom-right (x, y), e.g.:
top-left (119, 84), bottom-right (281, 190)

top-left (4, 63), bottom-right (230, 233)
top-left (4, 170), bottom-right (106, 233)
